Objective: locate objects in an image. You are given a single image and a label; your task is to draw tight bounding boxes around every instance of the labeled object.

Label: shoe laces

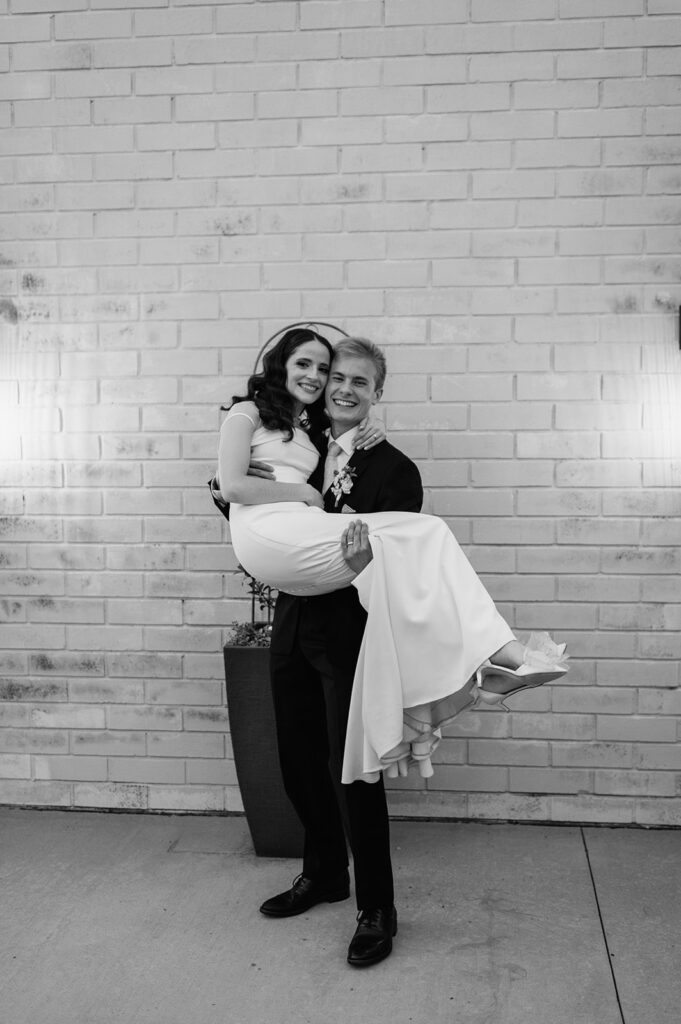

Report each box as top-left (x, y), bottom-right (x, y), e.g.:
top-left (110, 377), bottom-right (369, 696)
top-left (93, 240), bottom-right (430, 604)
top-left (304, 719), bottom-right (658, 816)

top-left (356, 907), bottom-right (385, 928)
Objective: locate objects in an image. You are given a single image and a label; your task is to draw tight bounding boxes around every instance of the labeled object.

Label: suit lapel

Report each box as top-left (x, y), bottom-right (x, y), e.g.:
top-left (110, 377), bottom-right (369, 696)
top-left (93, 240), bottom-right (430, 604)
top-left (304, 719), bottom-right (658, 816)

top-left (307, 432), bottom-right (327, 493)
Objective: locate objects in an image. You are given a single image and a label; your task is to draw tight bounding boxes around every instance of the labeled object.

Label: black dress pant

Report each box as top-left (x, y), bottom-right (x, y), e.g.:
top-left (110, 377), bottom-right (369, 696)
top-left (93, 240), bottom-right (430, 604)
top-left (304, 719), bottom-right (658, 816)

top-left (270, 606), bottom-right (394, 910)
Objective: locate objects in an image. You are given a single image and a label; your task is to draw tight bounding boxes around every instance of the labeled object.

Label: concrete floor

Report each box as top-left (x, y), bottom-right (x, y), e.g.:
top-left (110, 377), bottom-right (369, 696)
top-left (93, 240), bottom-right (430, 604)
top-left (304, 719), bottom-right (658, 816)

top-left (0, 809), bottom-right (678, 1024)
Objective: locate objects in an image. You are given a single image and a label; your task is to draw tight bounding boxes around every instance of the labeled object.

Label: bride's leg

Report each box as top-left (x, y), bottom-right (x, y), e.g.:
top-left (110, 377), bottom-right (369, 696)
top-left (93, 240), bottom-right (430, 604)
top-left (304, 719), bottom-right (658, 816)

top-left (489, 639), bottom-right (525, 670)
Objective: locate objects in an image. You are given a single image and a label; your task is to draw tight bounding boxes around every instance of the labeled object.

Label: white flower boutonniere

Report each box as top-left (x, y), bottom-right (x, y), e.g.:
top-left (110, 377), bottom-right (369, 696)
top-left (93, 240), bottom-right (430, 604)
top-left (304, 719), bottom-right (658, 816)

top-left (330, 465), bottom-right (357, 506)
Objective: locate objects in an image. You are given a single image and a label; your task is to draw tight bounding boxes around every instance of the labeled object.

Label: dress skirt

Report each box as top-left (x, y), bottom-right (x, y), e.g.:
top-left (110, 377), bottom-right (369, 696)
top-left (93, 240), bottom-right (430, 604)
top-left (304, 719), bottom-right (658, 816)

top-left (229, 502), bottom-right (514, 783)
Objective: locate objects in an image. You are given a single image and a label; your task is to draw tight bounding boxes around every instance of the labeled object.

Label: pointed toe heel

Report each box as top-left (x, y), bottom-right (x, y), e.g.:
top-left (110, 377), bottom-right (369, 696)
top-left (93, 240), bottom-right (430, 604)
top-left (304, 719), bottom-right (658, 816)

top-left (472, 636), bottom-right (569, 711)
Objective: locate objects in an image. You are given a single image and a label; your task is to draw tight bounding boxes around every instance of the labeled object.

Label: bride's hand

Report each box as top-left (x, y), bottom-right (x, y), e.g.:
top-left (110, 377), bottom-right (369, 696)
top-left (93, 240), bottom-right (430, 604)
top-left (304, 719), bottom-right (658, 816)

top-left (303, 485), bottom-right (324, 509)
top-left (353, 415), bottom-right (386, 451)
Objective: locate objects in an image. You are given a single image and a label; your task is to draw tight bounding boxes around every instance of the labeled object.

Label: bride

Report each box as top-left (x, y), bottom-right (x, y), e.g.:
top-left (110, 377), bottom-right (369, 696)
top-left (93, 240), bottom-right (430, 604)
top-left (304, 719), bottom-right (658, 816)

top-left (216, 329), bottom-right (568, 782)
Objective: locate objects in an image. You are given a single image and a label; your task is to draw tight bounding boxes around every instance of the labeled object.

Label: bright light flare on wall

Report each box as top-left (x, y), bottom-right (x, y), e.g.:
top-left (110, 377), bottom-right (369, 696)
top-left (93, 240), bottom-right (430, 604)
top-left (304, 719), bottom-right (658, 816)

top-left (0, 329), bottom-right (61, 465)
top-left (0, 329), bottom-right (25, 462)
top-left (641, 320), bottom-right (681, 475)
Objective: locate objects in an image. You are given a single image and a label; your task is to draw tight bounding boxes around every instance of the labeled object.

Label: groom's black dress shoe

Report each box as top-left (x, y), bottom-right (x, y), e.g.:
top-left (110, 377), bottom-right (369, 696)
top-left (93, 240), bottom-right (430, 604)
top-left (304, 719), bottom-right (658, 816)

top-left (259, 872), bottom-right (350, 918)
top-left (347, 905), bottom-right (397, 967)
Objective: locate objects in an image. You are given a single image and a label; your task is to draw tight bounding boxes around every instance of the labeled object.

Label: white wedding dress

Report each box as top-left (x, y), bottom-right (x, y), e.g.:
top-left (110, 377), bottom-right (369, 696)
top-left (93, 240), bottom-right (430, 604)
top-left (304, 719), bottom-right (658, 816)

top-left (222, 409), bottom-right (515, 784)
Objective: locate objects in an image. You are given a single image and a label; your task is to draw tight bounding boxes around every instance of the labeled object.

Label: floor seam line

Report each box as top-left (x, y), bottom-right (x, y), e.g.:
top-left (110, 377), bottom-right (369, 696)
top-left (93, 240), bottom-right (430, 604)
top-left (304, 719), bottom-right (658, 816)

top-left (580, 827), bottom-right (627, 1024)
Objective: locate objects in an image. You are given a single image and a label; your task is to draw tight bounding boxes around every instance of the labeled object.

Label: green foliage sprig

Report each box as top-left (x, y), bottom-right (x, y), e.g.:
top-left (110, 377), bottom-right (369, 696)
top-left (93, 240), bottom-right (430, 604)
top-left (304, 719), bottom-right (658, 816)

top-left (227, 565), bottom-right (277, 647)
top-left (228, 621), bottom-right (272, 648)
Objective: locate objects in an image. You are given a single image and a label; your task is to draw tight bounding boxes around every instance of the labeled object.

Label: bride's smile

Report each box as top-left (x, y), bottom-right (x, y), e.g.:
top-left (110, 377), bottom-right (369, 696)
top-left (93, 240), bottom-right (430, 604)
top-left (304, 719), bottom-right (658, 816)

top-left (284, 339), bottom-right (330, 414)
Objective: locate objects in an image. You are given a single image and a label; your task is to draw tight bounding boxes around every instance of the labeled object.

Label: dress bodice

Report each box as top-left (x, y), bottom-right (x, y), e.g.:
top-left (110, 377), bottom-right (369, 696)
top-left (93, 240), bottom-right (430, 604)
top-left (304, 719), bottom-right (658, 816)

top-left (232, 416), bottom-right (320, 485)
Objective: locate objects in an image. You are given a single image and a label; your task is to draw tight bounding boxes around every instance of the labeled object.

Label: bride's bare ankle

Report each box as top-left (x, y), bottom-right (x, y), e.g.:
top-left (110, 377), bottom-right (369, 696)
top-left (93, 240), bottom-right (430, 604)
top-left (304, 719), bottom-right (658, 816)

top-left (491, 639), bottom-right (525, 669)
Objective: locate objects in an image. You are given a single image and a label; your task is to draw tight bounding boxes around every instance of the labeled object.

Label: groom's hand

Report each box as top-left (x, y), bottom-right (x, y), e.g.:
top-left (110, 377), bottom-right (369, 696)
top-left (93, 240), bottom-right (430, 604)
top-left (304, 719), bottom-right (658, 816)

top-left (341, 520), bottom-right (373, 574)
top-left (246, 459), bottom-right (275, 480)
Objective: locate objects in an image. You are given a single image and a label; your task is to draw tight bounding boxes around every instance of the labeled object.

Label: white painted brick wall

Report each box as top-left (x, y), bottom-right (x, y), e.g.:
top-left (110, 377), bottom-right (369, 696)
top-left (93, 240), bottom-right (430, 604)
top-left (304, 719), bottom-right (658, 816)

top-left (1, 1), bottom-right (680, 826)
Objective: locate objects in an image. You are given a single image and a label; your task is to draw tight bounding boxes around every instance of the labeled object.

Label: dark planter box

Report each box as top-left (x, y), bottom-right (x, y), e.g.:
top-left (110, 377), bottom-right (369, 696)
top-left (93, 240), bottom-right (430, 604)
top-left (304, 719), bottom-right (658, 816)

top-left (223, 644), bottom-right (304, 858)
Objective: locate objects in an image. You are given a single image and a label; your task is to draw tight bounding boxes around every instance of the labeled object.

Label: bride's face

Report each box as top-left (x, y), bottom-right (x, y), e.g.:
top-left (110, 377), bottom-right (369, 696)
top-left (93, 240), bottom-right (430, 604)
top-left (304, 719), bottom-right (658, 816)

top-left (284, 340), bottom-right (331, 412)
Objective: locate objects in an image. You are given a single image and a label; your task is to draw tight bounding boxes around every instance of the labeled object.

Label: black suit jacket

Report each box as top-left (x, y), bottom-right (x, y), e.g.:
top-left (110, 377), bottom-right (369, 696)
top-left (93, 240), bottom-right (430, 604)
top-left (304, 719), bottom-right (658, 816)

top-left (270, 437), bottom-right (424, 673)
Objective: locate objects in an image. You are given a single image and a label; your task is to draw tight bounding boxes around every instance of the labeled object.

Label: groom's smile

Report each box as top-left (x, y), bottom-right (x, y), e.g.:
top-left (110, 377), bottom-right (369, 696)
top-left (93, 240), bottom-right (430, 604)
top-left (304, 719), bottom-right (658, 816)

top-left (325, 354), bottom-right (382, 433)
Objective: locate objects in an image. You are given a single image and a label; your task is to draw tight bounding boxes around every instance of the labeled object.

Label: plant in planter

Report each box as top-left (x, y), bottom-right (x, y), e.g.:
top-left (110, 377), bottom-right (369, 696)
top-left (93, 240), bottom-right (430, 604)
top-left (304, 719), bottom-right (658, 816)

top-left (223, 566), bottom-right (303, 858)
top-left (226, 568), bottom-right (275, 648)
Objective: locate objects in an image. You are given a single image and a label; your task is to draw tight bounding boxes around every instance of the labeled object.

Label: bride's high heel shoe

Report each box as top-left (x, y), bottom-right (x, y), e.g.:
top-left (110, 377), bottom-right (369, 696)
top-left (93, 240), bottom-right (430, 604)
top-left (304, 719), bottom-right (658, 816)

top-left (472, 632), bottom-right (569, 712)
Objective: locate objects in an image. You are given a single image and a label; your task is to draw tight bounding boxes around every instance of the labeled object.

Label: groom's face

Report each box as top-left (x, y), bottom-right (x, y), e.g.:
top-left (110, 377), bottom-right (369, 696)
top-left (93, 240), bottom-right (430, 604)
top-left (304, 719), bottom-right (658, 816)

top-left (325, 353), bottom-right (382, 434)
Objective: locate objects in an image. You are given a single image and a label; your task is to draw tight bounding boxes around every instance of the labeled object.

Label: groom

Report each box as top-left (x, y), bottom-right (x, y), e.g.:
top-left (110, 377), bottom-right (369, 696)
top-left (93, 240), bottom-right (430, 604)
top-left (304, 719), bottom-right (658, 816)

top-left (259, 337), bottom-right (423, 967)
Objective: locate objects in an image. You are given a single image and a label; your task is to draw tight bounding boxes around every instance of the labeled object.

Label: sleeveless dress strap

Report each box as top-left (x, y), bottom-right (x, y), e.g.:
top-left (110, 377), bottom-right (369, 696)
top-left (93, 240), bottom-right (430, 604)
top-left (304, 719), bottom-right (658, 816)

top-left (226, 404), bottom-right (259, 427)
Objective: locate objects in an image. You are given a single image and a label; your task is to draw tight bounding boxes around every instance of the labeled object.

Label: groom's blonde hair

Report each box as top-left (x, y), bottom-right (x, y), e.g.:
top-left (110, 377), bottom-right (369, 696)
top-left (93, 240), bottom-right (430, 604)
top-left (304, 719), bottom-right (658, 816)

top-left (332, 336), bottom-right (387, 392)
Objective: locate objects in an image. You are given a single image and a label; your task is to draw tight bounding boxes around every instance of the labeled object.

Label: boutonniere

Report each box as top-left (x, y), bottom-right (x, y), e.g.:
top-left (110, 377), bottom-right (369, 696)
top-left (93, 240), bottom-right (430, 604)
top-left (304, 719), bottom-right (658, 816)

top-left (330, 465), bottom-right (357, 505)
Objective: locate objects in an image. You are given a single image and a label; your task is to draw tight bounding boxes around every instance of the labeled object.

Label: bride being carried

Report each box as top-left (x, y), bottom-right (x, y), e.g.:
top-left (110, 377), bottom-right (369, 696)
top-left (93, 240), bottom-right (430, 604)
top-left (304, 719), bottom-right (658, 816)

top-left (215, 330), bottom-right (568, 783)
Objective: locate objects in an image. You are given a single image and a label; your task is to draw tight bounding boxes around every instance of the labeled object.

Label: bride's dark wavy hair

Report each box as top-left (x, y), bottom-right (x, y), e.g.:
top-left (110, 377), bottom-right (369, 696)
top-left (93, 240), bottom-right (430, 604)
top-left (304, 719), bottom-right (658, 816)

top-left (229, 327), bottom-right (334, 440)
